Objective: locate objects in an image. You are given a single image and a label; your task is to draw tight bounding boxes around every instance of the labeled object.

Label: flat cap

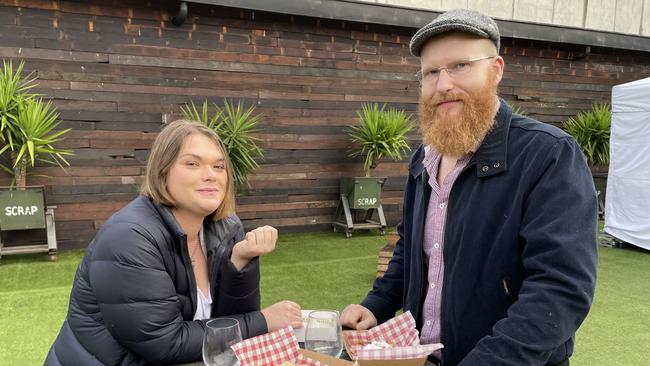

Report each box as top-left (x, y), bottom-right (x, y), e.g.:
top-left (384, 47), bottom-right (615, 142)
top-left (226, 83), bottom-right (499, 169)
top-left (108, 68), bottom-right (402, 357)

top-left (409, 9), bottom-right (500, 57)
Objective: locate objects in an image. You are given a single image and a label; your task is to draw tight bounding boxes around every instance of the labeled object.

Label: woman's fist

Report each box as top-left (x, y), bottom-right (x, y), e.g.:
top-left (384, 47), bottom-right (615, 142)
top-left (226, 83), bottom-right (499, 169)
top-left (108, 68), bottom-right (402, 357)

top-left (231, 226), bottom-right (278, 270)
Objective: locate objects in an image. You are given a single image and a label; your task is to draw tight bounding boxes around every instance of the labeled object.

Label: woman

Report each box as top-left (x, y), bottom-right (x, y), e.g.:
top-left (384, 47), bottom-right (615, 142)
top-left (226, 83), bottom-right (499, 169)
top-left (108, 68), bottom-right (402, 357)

top-left (46, 120), bottom-right (303, 365)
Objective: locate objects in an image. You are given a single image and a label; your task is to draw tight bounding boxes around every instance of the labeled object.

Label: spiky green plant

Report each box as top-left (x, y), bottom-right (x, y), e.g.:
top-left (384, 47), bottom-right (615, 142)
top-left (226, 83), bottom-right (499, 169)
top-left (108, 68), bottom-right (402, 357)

top-left (0, 60), bottom-right (72, 187)
top-left (563, 103), bottom-right (611, 167)
top-left (510, 104), bottom-right (528, 116)
top-left (181, 99), bottom-right (263, 188)
top-left (348, 103), bottom-right (414, 177)
top-left (0, 60), bottom-right (37, 136)
top-left (179, 99), bottom-right (221, 131)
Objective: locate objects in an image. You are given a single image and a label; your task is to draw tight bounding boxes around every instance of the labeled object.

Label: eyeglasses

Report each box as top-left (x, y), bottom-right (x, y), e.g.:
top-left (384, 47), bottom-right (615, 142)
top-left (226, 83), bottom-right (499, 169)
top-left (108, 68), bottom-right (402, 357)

top-left (416, 55), bottom-right (496, 85)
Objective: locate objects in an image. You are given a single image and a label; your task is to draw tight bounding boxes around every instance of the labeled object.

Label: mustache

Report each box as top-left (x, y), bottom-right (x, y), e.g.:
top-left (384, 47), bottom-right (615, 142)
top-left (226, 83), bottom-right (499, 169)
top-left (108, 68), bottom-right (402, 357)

top-left (430, 92), bottom-right (467, 106)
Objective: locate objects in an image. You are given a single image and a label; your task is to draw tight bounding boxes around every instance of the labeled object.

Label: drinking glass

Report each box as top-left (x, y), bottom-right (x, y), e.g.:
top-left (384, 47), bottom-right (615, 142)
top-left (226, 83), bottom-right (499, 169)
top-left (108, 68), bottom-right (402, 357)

top-left (304, 310), bottom-right (343, 358)
top-left (202, 318), bottom-right (242, 366)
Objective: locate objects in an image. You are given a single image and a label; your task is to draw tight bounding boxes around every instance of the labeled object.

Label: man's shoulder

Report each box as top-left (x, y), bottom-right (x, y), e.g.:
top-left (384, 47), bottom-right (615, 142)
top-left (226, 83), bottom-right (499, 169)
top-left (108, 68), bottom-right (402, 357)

top-left (509, 114), bottom-right (571, 142)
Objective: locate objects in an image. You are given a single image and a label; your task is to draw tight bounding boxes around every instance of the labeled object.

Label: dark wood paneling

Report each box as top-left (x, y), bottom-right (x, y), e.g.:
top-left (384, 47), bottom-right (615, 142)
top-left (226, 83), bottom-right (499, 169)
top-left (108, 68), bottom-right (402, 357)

top-left (0, 0), bottom-right (649, 248)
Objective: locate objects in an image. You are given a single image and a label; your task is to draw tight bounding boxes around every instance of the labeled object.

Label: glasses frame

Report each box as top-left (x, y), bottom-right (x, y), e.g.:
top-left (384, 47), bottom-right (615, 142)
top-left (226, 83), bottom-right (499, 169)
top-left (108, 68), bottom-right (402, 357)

top-left (416, 55), bottom-right (497, 85)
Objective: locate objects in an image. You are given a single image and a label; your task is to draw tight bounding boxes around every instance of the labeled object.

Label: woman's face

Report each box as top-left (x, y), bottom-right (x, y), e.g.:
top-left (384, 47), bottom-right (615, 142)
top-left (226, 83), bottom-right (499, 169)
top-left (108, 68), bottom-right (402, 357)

top-left (166, 133), bottom-right (228, 221)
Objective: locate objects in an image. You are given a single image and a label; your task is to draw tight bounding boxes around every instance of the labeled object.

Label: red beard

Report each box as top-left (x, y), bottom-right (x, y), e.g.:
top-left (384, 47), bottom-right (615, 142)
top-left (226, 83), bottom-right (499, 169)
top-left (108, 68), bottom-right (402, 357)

top-left (418, 70), bottom-right (498, 156)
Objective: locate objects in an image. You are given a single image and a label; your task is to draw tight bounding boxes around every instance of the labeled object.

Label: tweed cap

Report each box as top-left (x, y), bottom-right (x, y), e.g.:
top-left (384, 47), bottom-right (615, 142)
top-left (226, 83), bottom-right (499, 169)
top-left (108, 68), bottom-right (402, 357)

top-left (409, 9), bottom-right (500, 57)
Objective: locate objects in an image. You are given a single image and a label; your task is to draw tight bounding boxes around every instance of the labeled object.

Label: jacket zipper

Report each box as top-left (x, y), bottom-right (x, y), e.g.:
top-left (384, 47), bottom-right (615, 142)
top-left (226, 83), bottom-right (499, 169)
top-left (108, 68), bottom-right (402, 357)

top-left (180, 233), bottom-right (198, 315)
top-left (439, 160), bottom-right (476, 366)
top-left (207, 237), bottom-right (225, 304)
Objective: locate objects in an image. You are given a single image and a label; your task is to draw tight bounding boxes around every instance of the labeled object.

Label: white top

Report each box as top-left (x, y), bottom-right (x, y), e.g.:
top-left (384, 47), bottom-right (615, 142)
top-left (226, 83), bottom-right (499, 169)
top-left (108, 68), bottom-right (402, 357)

top-left (193, 228), bottom-right (213, 320)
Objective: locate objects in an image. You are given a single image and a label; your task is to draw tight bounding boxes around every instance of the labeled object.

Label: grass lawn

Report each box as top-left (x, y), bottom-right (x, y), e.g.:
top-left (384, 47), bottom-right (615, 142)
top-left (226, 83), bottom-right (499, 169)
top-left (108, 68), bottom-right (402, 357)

top-left (0, 231), bottom-right (648, 365)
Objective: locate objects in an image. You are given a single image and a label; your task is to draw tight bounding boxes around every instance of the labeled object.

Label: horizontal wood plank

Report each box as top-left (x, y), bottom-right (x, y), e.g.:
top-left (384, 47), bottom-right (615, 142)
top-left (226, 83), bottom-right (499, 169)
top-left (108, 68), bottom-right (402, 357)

top-left (0, 1), bottom-right (644, 249)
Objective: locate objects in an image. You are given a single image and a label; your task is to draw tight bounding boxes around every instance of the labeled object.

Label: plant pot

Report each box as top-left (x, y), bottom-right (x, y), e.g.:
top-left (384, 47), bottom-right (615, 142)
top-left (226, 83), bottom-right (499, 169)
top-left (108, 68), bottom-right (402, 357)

top-left (590, 166), bottom-right (608, 218)
top-left (339, 177), bottom-right (385, 209)
top-left (332, 177), bottom-right (387, 237)
top-left (0, 186), bottom-right (59, 262)
top-left (0, 187), bottom-right (47, 230)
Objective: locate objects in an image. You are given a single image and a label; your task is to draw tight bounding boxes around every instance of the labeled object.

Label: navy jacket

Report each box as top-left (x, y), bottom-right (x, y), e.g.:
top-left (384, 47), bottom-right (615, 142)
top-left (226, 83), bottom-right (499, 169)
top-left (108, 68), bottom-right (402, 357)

top-left (46, 196), bottom-right (267, 365)
top-left (361, 100), bottom-right (598, 366)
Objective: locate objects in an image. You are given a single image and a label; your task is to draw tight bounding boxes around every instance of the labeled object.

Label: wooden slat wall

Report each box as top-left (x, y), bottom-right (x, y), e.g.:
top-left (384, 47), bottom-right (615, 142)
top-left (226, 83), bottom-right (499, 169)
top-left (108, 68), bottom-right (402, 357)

top-left (0, 0), bottom-right (649, 248)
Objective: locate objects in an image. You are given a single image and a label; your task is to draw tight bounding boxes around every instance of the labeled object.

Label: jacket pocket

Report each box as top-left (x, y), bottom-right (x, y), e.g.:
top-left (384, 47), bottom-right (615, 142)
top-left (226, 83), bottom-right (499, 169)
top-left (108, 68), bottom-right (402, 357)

top-left (500, 277), bottom-right (519, 302)
top-left (501, 278), bottom-right (512, 296)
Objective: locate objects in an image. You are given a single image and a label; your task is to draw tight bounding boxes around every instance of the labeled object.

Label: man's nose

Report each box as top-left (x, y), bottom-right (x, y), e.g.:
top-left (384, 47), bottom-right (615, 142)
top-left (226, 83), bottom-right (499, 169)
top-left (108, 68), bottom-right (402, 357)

top-left (435, 68), bottom-right (454, 92)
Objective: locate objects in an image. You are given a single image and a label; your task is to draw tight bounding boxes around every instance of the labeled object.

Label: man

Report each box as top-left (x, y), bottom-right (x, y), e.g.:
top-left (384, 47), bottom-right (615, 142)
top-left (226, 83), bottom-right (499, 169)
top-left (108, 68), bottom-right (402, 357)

top-left (340, 9), bottom-right (598, 366)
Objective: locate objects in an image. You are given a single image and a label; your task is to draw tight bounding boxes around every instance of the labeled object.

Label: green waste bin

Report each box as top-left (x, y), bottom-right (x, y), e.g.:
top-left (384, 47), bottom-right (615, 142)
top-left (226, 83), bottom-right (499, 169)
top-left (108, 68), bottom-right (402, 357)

top-left (0, 188), bottom-right (46, 230)
top-left (0, 186), bottom-right (58, 263)
top-left (340, 177), bottom-right (383, 209)
top-left (332, 177), bottom-right (387, 238)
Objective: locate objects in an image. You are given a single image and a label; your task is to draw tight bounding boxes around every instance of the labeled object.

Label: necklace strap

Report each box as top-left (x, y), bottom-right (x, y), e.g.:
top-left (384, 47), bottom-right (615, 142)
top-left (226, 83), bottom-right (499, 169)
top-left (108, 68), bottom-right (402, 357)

top-left (189, 235), bottom-right (203, 264)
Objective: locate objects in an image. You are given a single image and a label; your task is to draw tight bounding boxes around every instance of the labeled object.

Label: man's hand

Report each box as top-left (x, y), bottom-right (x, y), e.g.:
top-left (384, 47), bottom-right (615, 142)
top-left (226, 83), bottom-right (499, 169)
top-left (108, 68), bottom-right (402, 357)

top-left (340, 304), bottom-right (377, 330)
top-left (231, 226), bottom-right (278, 270)
top-left (261, 300), bottom-right (303, 332)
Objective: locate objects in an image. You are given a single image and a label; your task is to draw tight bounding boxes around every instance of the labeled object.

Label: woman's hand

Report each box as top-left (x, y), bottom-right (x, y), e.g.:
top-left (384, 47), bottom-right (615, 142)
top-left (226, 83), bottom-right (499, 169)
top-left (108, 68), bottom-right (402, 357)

top-left (261, 300), bottom-right (303, 332)
top-left (231, 226), bottom-right (278, 271)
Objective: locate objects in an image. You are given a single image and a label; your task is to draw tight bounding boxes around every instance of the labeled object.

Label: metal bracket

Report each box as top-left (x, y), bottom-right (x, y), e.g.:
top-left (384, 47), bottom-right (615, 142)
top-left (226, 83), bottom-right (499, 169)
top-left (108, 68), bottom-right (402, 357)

top-left (570, 45), bottom-right (591, 61)
top-left (172, 1), bottom-right (188, 26)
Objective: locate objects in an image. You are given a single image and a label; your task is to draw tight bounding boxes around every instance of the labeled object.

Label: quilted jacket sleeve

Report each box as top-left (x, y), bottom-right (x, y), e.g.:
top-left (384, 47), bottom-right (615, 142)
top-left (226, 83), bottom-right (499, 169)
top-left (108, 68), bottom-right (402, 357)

top-left (89, 222), bottom-right (204, 365)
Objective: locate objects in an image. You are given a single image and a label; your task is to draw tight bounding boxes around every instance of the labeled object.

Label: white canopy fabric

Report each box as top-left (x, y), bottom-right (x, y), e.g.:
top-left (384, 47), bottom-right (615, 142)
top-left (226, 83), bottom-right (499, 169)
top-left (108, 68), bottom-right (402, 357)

top-left (604, 77), bottom-right (650, 250)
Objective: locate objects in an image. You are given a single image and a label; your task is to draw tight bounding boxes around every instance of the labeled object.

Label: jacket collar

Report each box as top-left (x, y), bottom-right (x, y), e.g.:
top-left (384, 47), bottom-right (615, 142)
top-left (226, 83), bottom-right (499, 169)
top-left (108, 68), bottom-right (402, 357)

top-left (145, 196), bottom-right (241, 251)
top-left (410, 97), bottom-right (512, 179)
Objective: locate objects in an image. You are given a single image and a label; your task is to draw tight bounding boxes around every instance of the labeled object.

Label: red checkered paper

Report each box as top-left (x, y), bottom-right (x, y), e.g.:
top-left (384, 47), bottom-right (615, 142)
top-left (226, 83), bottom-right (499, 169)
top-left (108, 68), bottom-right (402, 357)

top-left (344, 311), bottom-right (443, 360)
top-left (231, 326), bottom-right (324, 366)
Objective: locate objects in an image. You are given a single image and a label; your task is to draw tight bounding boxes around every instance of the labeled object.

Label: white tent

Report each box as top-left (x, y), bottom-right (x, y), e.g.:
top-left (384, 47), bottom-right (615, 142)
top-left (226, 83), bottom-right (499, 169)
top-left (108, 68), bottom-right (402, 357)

top-left (604, 77), bottom-right (650, 250)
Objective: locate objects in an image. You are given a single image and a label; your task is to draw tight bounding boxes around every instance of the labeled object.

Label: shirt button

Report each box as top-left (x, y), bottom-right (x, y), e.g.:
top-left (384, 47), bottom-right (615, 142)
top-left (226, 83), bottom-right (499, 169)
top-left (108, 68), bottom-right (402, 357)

top-left (430, 283), bottom-right (435, 288)
top-left (426, 320), bottom-right (432, 325)
top-left (439, 203), bottom-right (445, 209)
top-left (434, 243), bottom-right (440, 249)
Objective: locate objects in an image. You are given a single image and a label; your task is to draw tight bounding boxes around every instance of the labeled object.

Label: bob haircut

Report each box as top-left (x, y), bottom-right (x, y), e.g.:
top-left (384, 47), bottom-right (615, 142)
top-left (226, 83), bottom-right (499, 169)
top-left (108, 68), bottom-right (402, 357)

top-left (140, 119), bottom-right (235, 221)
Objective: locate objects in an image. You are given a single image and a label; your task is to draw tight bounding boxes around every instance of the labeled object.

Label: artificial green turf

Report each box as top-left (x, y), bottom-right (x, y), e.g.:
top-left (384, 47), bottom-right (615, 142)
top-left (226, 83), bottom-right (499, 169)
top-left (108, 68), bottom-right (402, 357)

top-left (0, 232), bottom-right (648, 365)
top-left (259, 231), bottom-right (385, 310)
top-left (573, 246), bottom-right (650, 365)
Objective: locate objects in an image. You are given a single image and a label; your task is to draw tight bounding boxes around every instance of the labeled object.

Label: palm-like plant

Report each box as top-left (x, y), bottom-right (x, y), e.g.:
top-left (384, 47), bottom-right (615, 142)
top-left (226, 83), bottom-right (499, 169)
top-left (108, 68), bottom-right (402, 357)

top-left (510, 104), bottom-right (528, 116)
top-left (0, 60), bottom-right (36, 134)
top-left (180, 99), bottom-right (263, 188)
top-left (348, 103), bottom-right (414, 177)
top-left (0, 60), bottom-right (72, 188)
top-left (563, 103), bottom-right (611, 167)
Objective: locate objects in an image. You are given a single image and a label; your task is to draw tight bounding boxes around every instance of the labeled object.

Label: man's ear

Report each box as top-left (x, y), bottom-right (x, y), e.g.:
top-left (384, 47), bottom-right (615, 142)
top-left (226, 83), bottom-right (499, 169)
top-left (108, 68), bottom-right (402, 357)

top-left (493, 56), bottom-right (505, 84)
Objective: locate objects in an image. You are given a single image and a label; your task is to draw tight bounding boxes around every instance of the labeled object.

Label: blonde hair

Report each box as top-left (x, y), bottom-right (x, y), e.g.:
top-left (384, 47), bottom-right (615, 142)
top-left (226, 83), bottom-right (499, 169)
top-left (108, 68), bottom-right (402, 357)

top-left (140, 119), bottom-right (235, 220)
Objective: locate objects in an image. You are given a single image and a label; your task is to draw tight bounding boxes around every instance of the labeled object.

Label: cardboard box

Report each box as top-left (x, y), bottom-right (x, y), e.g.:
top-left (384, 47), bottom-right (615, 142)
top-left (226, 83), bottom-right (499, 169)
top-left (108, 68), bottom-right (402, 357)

top-left (299, 349), bottom-right (353, 366)
top-left (342, 330), bottom-right (428, 366)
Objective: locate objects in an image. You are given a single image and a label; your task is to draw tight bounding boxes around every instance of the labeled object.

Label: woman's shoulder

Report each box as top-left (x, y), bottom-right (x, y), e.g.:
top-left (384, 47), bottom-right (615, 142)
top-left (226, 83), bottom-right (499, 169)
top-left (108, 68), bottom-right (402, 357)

top-left (93, 196), bottom-right (171, 253)
top-left (104, 196), bottom-right (164, 229)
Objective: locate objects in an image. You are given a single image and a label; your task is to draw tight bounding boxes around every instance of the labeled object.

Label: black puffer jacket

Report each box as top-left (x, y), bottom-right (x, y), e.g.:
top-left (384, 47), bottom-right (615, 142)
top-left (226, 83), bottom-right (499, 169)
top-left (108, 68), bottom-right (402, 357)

top-left (45, 196), bottom-right (267, 365)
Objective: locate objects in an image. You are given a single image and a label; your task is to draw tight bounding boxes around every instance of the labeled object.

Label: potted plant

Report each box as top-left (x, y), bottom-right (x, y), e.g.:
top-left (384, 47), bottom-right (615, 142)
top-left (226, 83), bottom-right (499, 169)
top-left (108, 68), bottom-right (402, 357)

top-left (563, 102), bottom-right (611, 217)
top-left (333, 103), bottom-right (414, 237)
top-left (181, 99), bottom-right (263, 188)
top-left (510, 104), bottom-right (527, 116)
top-left (0, 60), bottom-right (73, 261)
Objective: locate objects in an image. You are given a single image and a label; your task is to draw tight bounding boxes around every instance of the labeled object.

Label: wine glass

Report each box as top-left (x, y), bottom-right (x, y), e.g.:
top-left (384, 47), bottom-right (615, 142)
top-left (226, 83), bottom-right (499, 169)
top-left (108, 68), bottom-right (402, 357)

top-left (202, 318), bottom-right (242, 366)
top-left (304, 310), bottom-right (343, 358)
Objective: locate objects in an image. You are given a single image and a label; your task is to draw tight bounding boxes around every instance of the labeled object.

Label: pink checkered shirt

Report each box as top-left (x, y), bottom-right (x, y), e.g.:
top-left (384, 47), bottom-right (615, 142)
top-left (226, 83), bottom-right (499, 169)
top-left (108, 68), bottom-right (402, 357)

top-left (419, 146), bottom-right (472, 358)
